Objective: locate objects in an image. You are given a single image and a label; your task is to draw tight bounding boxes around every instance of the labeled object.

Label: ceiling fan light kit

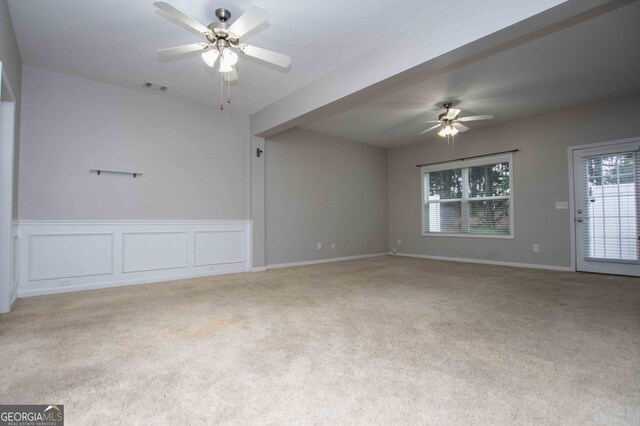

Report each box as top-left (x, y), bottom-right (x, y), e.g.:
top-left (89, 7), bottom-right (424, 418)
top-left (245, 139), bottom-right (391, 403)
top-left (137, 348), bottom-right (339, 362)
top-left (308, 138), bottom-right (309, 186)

top-left (437, 123), bottom-right (459, 138)
top-left (419, 102), bottom-right (495, 145)
top-left (154, 2), bottom-right (291, 110)
top-left (201, 49), bottom-right (218, 67)
top-left (218, 48), bottom-right (238, 72)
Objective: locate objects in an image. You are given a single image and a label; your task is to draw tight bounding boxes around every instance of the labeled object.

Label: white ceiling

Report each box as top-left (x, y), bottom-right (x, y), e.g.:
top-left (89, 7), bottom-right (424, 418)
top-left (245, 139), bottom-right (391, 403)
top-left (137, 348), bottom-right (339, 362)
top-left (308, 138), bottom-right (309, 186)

top-left (303, 1), bottom-right (640, 147)
top-left (8, 0), bottom-right (457, 115)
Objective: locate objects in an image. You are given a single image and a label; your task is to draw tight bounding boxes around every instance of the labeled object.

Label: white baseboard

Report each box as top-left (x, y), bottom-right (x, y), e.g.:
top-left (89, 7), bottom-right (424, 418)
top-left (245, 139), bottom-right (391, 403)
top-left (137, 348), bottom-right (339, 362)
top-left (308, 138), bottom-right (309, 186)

top-left (16, 220), bottom-right (252, 297)
top-left (18, 268), bottom-right (245, 298)
top-left (251, 267), bottom-right (267, 272)
top-left (391, 252), bottom-right (573, 272)
top-left (267, 253), bottom-right (387, 270)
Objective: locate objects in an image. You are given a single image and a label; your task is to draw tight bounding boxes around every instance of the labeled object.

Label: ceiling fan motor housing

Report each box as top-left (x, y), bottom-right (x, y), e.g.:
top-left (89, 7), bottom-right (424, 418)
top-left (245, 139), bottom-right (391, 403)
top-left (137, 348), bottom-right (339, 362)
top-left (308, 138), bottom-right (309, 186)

top-left (439, 102), bottom-right (456, 122)
top-left (206, 12), bottom-right (239, 45)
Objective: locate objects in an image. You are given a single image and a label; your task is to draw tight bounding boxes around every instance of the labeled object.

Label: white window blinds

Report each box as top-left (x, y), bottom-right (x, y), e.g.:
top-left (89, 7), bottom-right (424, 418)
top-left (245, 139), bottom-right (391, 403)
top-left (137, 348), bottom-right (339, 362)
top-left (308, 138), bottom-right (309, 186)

top-left (581, 151), bottom-right (639, 261)
top-left (422, 153), bottom-right (513, 237)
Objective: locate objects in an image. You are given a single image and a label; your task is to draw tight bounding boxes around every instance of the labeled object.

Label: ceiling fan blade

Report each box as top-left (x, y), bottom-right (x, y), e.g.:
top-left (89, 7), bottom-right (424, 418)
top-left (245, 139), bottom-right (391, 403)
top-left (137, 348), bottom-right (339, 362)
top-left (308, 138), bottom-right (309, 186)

top-left (419, 124), bottom-right (442, 135)
top-left (157, 42), bottom-right (209, 59)
top-left (154, 2), bottom-right (211, 35)
top-left (446, 108), bottom-right (461, 120)
top-left (453, 123), bottom-right (470, 132)
top-left (411, 120), bottom-right (441, 123)
top-left (229, 6), bottom-right (268, 38)
top-left (239, 44), bottom-right (291, 68)
top-left (459, 114), bottom-right (495, 122)
top-left (223, 67), bottom-right (238, 82)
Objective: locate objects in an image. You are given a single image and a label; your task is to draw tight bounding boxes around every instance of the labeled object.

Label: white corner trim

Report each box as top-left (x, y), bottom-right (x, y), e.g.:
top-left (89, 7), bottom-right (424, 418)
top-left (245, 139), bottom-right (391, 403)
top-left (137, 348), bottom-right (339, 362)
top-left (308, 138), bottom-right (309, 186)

top-left (10, 286), bottom-right (18, 306)
top-left (267, 253), bottom-right (387, 270)
top-left (391, 252), bottom-right (573, 272)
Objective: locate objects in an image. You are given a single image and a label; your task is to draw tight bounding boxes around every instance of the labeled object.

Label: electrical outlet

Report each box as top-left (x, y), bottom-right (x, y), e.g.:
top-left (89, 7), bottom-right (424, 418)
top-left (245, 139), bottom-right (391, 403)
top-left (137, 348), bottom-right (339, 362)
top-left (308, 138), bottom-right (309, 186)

top-left (397, 238), bottom-right (402, 245)
top-left (331, 243), bottom-right (335, 250)
top-left (533, 244), bottom-right (540, 253)
top-left (60, 279), bottom-right (71, 287)
top-left (317, 242), bottom-right (322, 250)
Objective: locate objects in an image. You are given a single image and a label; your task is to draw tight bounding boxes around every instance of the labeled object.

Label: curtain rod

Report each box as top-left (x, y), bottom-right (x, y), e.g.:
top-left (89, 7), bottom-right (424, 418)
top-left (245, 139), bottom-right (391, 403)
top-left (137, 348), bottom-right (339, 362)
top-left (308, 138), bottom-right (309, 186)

top-left (416, 149), bottom-right (519, 168)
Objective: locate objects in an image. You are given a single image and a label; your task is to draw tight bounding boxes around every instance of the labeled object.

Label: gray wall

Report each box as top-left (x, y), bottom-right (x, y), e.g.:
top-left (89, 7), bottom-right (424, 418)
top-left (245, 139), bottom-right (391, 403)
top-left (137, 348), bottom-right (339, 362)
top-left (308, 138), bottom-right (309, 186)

top-left (19, 66), bottom-right (250, 220)
top-left (0, 0), bottom-right (21, 218)
top-left (266, 128), bottom-right (388, 265)
top-left (388, 93), bottom-right (640, 268)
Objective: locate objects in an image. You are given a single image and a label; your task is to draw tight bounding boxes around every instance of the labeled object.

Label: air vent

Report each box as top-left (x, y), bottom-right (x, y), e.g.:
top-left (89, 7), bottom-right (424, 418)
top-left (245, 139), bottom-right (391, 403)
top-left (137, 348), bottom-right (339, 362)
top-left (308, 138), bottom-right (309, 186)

top-left (143, 82), bottom-right (168, 92)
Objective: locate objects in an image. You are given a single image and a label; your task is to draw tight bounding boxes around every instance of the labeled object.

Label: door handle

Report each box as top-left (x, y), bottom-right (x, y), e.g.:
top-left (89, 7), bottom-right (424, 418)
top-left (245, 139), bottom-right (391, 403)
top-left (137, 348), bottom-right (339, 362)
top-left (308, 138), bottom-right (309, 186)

top-left (576, 217), bottom-right (583, 223)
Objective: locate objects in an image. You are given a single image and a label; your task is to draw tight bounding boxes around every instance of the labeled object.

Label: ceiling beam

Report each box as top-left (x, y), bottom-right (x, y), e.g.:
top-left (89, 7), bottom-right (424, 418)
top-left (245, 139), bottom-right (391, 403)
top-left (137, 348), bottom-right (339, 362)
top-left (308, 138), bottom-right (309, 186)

top-left (249, 0), bottom-right (627, 138)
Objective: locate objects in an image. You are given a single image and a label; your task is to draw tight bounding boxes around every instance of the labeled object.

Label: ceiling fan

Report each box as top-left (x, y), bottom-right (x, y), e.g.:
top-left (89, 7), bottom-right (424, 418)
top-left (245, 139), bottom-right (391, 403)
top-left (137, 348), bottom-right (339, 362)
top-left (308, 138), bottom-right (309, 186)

top-left (154, 2), bottom-right (291, 109)
top-left (417, 103), bottom-right (494, 141)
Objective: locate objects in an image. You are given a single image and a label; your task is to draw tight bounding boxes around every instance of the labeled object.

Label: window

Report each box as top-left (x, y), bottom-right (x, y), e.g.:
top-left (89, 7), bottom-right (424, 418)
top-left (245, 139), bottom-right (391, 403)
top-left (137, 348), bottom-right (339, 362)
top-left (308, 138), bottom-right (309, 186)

top-left (422, 153), bottom-right (513, 238)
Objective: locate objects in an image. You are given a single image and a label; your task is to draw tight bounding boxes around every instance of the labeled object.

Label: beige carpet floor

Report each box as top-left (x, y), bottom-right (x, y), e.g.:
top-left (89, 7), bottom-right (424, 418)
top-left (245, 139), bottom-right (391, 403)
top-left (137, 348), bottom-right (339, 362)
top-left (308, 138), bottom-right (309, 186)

top-left (0, 256), bottom-right (639, 425)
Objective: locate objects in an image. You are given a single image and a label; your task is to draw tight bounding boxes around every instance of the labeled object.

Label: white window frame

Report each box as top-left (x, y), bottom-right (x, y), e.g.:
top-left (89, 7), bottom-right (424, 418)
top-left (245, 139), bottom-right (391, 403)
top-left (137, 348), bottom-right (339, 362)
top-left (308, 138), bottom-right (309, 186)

top-left (421, 153), bottom-right (514, 239)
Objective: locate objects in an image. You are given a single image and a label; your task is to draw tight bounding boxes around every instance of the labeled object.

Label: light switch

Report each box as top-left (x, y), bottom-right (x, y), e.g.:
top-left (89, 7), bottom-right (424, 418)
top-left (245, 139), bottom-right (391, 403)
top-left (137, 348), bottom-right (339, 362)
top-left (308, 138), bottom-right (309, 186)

top-left (555, 201), bottom-right (568, 209)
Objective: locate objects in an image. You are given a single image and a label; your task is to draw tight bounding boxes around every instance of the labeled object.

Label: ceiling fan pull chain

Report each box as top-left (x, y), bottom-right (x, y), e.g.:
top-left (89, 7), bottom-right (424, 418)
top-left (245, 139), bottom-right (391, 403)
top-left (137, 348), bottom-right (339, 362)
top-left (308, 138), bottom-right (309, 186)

top-left (219, 73), bottom-right (224, 110)
top-left (227, 77), bottom-right (231, 104)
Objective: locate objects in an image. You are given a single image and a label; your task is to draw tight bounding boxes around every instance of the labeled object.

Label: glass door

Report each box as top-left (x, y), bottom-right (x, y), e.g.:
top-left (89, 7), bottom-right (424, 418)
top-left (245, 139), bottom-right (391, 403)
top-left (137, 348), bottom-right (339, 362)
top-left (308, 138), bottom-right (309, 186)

top-left (573, 141), bottom-right (640, 276)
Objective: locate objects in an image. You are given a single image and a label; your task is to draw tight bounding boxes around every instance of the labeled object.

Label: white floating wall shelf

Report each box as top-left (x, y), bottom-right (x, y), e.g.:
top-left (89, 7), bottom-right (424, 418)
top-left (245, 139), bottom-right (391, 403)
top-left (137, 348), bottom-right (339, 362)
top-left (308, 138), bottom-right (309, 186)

top-left (90, 169), bottom-right (142, 178)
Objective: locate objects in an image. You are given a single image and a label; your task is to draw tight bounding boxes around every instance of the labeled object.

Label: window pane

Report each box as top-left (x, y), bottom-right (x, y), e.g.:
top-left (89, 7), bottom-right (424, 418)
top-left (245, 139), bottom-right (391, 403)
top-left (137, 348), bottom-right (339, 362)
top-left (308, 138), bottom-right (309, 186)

top-left (469, 162), bottom-right (510, 198)
top-left (469, 199), bottom-right (510, 234)
top-left (429, 169), bottom-right (463, 200)
top-left (426, 201), bottom-right (462, 233)
top-left (422, 155), bottom-right (513, 237)
top-left (619, 153), bottom-right (635, 175)
top-left (583, 152), bottom-right (638, 261)
top-left (602, 155), bottom-right (619, 185)
top-left (588, 157), bottom-right (603, 187)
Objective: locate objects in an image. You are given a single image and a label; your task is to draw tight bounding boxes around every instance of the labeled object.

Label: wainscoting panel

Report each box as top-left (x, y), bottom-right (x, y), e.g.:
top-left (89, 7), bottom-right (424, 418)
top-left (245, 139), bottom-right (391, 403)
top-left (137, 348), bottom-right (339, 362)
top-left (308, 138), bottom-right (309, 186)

top-left (122, 232), bottom-right (188, 273)
top-left (29, 233), bottom-right (114, 281)
top-left (194, 231), bottom-right (244, 266)
top-left (17, 220), bottom-right (252, 297)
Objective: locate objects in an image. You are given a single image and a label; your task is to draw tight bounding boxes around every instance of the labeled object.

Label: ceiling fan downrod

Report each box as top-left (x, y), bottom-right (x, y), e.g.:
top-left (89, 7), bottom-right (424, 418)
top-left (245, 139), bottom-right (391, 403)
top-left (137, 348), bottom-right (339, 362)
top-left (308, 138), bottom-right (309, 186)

top-left (215, 8), bottom-right (231, 23)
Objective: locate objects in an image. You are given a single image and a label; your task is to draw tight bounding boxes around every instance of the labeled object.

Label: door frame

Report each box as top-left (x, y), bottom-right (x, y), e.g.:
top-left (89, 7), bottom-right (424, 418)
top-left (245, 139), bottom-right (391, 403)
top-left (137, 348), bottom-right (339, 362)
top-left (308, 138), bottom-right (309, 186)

top-left (567, 136), bottom-right (640, 273)
top-left (0, 63), bottom-right (17, 313)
